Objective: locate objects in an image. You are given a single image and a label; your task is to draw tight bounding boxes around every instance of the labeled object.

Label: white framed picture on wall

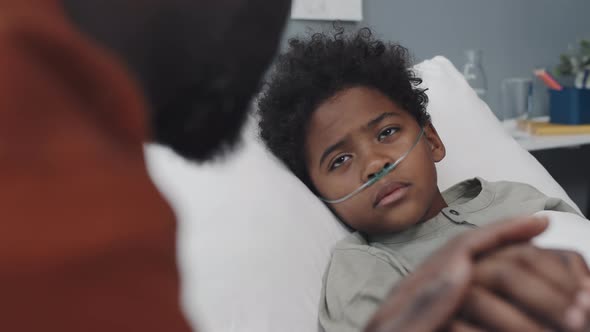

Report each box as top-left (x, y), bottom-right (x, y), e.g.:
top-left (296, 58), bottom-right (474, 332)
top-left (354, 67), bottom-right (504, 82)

top-left (291, 0), bottom-right (363, 21)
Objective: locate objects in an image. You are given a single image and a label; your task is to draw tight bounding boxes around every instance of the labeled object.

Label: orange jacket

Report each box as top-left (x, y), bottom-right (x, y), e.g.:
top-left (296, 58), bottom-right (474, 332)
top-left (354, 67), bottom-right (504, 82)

top-left (0, 1), bottom-right (192, 331)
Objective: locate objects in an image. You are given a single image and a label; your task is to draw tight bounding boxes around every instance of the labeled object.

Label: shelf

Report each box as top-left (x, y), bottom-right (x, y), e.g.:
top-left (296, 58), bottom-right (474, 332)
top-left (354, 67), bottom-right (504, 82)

top-left (503, 117), bottom-right (590, 151)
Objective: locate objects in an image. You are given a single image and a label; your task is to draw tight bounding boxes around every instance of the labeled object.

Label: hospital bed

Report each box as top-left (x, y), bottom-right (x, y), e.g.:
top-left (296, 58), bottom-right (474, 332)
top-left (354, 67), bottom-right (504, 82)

top-left (146, 56), bottom-right (590, 332)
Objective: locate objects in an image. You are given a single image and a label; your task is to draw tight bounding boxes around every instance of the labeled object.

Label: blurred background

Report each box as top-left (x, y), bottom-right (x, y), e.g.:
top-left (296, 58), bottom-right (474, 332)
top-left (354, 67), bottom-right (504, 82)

top-left (284, 0), bottom-right (590, 118)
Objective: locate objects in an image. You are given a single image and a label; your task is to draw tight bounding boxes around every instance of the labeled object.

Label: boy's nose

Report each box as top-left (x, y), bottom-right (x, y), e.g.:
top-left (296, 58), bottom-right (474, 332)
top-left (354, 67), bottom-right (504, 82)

top-left (363, 160), bottom-right (392, 182)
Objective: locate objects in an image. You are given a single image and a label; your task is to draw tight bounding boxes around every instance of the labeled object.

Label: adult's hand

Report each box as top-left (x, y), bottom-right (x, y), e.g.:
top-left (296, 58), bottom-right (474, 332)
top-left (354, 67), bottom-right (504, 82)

top-left (458, 244), bottom-right (590, 331)
top-left (364, 216), bottom-right (549, 332)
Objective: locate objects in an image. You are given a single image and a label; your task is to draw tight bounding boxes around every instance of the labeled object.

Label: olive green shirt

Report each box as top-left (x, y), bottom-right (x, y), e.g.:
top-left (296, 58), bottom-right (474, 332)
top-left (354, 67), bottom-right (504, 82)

top-left (319, 177), bottom-right (579, 332)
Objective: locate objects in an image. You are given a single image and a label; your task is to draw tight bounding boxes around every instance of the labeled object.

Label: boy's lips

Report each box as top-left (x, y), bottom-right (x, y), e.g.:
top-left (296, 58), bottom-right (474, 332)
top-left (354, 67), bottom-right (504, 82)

top-left (373, 181), bottom-right (410, 208)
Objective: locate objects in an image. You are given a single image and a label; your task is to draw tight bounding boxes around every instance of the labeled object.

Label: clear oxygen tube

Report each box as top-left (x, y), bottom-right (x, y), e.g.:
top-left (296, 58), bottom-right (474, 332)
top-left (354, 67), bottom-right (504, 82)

top-left (319, 127), bottom-right (424, 204)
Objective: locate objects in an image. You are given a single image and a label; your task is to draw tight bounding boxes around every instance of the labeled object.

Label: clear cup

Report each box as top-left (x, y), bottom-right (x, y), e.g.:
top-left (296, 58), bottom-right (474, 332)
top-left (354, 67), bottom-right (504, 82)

top-left (501, 78), bottom-right (532, 121)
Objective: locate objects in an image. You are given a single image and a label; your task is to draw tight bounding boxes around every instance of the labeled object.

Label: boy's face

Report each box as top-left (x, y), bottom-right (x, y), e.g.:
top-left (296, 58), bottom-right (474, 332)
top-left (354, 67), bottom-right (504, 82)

top-left (304, 87), bottom-right (446, 235)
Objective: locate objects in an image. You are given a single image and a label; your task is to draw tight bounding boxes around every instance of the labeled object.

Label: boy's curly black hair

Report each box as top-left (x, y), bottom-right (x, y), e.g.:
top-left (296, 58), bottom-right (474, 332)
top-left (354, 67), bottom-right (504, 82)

top-left (258, 27), bottom-right (430, 190)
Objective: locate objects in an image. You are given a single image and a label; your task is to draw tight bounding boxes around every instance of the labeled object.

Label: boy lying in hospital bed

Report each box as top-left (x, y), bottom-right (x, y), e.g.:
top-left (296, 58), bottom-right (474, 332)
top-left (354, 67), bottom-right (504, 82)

top-left (257, 28), bottom-right (590, 332)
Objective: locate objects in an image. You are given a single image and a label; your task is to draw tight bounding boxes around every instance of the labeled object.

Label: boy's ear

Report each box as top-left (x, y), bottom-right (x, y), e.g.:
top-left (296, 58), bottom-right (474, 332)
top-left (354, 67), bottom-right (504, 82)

top-left (424, 122), bottom-right (446, 162)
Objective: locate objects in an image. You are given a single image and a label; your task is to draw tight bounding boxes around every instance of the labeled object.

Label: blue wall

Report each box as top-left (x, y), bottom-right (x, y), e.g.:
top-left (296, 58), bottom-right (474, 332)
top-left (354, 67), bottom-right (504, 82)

top-left (282, 0), bottom-right (590, 118)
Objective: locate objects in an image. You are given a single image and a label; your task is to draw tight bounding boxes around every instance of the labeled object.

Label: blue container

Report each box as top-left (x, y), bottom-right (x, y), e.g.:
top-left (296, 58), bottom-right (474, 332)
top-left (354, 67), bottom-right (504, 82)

top-left (549, 88), bottom-right (590, 124)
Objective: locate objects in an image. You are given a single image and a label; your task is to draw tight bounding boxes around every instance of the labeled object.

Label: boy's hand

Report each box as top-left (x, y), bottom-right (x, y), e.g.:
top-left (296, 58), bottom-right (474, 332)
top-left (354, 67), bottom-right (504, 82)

top-left (456, 244), bottom-right (590, 332)
top-left (364, 216), bottom-right (550, 332)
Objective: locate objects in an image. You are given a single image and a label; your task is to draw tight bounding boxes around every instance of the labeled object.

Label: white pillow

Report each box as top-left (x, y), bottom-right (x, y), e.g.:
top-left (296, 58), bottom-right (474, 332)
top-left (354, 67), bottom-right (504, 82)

top-left (417, 56), bottom-right (579, 212)
top-left (146, 126), bottom-right (347, 332)
top-left (146, 56), bottom-right (581, 332)
top-left (534, 211), bottom-right (590, 263)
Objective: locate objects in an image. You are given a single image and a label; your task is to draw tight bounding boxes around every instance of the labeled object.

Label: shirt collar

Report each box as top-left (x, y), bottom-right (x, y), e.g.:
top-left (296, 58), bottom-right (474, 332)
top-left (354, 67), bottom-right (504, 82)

top-left (366, 177), bottom-right (494, 244)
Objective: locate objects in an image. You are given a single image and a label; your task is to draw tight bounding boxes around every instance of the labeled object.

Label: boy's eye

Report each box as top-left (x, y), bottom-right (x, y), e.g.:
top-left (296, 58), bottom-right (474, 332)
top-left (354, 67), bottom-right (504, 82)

top-left (378, 127), bottom-right (399, 141)
top-left (329, 155), bottom-right (351, 170)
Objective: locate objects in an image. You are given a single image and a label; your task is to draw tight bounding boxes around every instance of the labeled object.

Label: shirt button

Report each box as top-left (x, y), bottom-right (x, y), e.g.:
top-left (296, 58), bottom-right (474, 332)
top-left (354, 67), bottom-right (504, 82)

top-left (449, 209), bottom-right (460, 216)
